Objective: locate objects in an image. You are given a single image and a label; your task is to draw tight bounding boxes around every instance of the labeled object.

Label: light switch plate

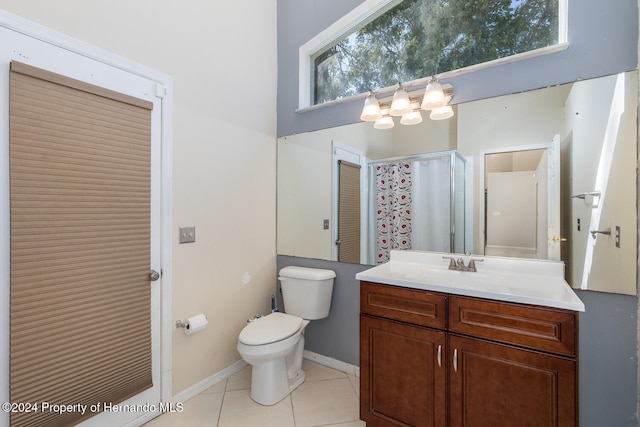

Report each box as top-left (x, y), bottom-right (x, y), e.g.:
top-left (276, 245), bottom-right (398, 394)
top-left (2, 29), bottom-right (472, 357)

top-left (179, 226), bottom-right (196, 244)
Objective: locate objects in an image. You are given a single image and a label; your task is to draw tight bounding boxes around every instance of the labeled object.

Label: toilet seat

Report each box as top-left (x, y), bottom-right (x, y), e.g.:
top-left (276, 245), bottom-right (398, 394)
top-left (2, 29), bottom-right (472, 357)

top-left (239, 312), bottom-right (303, 346)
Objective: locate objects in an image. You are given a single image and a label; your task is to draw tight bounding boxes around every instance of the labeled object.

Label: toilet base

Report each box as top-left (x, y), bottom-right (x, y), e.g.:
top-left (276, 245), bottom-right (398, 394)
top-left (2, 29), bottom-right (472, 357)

top-left (249, 361), bottom-right (306, 406)
top-left (245, 323), bottom-right (309, 406)
top-left (287, 367), bottom-right (306, 394)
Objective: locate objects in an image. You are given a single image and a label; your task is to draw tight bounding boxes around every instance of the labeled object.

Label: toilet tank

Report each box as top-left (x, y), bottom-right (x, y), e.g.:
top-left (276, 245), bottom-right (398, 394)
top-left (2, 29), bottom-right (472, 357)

top-left (278, 266), bottom-right (336, 320)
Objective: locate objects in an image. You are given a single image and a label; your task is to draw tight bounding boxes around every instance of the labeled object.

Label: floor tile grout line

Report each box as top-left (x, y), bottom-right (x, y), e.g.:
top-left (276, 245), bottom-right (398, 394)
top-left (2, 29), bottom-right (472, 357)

top-left (289, 387), bottom-right (297, 427)
top-left (215, 388), bottom-right (226, 427)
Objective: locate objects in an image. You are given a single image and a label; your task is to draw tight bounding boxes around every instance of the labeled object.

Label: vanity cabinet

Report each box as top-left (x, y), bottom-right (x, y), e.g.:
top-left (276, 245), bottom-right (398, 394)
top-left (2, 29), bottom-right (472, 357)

top-left (360, 281), bottom-right (578, 427)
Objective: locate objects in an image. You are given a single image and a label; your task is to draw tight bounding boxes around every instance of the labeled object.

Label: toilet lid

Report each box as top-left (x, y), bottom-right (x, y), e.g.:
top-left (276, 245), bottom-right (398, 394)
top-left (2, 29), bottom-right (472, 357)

top-left (239, 312), bottom-right (303, 345)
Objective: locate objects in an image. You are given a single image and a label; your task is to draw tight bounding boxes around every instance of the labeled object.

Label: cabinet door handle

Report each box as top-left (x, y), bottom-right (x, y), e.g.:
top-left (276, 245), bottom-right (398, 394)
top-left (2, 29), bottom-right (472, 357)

top-left (437, 345), bottom-right (442, 367)
top-left (453, 348), bottom-right (458, 373)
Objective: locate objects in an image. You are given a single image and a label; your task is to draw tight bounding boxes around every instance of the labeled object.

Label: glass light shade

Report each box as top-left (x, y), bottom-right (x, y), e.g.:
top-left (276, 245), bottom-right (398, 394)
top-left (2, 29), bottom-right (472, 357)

top-left (400, 111), bottom-right (423, 125)
top-left (374, 116), bottom-right (394, 129)
top-left (360, 94), bottom-right (382, 121)
top-left (429, 105), bottom-right (454, 120)
top-left (389, 88), bottom-right (412, 116)
top-left (421, 80), bottom-right (446, 110)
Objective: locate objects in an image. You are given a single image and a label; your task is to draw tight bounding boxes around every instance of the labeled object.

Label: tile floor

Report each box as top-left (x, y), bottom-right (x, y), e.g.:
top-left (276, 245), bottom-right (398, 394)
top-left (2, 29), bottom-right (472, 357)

top-left (144, 359), bottom-right (365, 427)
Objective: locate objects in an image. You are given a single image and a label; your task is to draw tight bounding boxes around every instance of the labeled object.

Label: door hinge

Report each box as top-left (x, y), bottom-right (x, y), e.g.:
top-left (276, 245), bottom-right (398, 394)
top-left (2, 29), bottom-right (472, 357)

top-left (155, 83), bottom-right (167, 98)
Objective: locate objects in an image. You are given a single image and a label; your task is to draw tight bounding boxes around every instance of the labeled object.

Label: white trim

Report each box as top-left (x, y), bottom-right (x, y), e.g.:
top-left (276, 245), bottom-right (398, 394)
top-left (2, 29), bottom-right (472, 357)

top-left (559, 0), bottom-right (569, 45)
top-left (303, 350), bottom-right (360, 377)
top-left (0, 10), bottom-right (171, 85)
top-left (546, 135), bottom-right (561, 261)
top-left (464, 156), bottom-right (474, 256)
top-left (298, 0), bottom-right (569, 110)
top-left (0, 8), bottom-right (174, 421)
top-left (298, 0), bottom-right (402, 108)
top-left (332, 143), bottom-right (368, 264)
top-left (159, 82), bottom-right (174, 404)
top-left (171, 359), bottom-right (248, 405)
top-left (121, 410), bottom-right (159, 427)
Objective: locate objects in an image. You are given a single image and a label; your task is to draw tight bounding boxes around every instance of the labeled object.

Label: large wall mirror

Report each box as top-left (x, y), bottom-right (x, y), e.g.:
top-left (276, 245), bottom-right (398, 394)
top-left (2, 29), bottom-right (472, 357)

top-left (277, 71), bottom-right (638, 295)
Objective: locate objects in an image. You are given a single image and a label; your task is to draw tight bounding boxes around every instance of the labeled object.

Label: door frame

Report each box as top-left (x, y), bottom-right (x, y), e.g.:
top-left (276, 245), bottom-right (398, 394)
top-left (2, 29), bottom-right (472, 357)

top-left (0, 10), bottom-right (174, 426)
top-left (331, 142), bottom-right (368, 264)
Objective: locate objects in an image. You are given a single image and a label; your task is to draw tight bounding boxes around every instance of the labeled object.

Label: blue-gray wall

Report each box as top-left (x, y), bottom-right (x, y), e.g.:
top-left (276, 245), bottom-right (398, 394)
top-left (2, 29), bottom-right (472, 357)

top-left (277, 1), bottom-right (639, 425)
top-left (277, 0), bottom-right (639, 137)
top-left (277, 256), bottom-right (366, 366)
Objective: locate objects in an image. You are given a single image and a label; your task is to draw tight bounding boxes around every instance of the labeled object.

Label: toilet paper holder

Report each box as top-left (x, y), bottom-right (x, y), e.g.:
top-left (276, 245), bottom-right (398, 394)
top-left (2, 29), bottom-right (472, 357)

top-left (175, 313), bottom-right (209, 335)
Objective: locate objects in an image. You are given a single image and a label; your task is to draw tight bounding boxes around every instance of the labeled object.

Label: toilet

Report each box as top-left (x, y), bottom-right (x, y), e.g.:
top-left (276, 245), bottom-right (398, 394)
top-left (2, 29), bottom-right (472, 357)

top-left (237, 266), bottom-right (336, 405)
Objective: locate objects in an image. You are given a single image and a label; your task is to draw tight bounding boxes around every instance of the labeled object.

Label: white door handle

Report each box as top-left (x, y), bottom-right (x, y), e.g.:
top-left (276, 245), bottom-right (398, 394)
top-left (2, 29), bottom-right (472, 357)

top-left (453, 348), bottom-right (458, 373)
top-left (437, 345), bottom-right (442, 368)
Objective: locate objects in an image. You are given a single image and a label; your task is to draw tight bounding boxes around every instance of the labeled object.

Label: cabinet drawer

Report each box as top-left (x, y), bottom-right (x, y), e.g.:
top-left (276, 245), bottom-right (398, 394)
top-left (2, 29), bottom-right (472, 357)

top-left (361, 281), bottom-right (446, 329)
top-left (449, 296), bottom-right (577, 356)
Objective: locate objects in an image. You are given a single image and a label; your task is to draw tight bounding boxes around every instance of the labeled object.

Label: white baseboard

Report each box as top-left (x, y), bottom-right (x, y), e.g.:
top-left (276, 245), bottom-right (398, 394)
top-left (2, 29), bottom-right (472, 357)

top-left (171, 359), bottom-right (248, 404)
top-left (164, 351), bottom-right (357, 408)
top-left (303, 350), bottom-right (360, 377)
top-left (127, 360), bottom-right (247, 427)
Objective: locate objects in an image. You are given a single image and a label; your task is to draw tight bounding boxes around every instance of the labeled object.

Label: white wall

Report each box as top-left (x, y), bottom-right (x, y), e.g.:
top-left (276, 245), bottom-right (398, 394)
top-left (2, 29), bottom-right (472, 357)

top-left (390, 114), bottom-right (457, 156)
top-left (0, 1), bottom-right (278, 395)
top-left (486, 171), bottom-right (537, 249)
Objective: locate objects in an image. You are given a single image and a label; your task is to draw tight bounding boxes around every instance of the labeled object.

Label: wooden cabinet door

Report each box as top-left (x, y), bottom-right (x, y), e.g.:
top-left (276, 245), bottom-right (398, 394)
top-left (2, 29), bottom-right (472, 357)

top-left (448, 335), bottom-right (577, 427)
top-left (360, 314), bottom-right (446, 427)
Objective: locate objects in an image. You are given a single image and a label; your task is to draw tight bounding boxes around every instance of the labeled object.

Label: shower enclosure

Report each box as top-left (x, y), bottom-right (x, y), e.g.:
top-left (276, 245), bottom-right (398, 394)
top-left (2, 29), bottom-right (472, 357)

top-left (368, 150), bottom-right (466, 264)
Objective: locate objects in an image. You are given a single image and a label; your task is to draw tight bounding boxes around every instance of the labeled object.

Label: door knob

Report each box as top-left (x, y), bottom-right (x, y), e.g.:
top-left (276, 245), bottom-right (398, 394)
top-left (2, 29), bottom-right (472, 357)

top-left (149, 270), bottom-right (160, 281)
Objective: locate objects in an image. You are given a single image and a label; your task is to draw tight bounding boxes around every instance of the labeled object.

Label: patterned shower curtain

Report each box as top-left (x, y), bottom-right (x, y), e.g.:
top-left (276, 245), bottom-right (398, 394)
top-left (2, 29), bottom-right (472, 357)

top-left (375, 163), bottom-right (412, 263)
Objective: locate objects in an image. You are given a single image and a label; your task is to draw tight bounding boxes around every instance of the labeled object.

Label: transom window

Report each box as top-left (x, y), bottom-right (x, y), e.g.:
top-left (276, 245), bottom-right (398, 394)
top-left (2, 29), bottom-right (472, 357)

top-left (307, 0), bottom-right (565, 106)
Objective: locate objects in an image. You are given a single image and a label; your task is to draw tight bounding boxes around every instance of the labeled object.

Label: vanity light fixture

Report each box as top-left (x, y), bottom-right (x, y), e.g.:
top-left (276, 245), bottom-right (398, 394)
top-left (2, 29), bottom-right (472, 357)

top-left (400, 110), bottom-right (423, 125)
top-left (360, 92), bottom-right (382, 121)
top-left (389, 83), bottom-right (412, 116)
top-left (421, 78), bottom-right (446, 110)
top-left (374, 115), bottom-right (395, 129)
top-left (429, 104), bottom-right (454, 120)
top-left (361, 78), bottom-right (454, 129)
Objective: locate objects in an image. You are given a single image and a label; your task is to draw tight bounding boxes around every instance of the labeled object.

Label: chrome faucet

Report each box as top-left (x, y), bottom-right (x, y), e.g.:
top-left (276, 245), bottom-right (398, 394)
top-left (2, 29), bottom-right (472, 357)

top-left (442, 256), bottom-right (484, 272)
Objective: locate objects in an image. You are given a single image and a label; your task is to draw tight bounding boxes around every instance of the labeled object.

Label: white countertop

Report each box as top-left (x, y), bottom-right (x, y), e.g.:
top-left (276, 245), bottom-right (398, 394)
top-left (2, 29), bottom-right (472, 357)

top-left (355, 250), bottom-right (585, 312)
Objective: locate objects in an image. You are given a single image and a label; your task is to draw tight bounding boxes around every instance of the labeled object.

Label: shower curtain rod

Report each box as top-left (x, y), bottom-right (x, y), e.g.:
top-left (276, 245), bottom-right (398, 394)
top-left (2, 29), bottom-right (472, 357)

top-left (367, 149), bottom-right (465, 166)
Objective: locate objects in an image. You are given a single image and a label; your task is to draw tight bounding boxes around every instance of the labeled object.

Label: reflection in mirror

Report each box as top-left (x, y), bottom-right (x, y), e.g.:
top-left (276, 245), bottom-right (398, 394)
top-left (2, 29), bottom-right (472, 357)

top-left (368, 151), bottom-right (466, 265)
top-left (562, 72), bottom-right (637, 295)
top-left (277, 71), bottom-right (638, 295)
top-left (482, 146), bottom-right (559, 261)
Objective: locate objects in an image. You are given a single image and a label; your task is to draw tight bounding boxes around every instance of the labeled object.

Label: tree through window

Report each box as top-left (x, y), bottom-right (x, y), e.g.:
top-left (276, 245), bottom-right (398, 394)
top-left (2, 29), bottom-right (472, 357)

top-left (313, 0), bottom-right (561, 105)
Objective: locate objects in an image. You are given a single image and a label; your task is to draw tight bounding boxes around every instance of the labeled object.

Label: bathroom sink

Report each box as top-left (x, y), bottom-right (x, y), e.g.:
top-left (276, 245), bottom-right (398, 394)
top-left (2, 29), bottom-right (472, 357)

top-left (356, 250), bottom-right (585, 311)
top-left (403, 268), bottom-right (508, 291)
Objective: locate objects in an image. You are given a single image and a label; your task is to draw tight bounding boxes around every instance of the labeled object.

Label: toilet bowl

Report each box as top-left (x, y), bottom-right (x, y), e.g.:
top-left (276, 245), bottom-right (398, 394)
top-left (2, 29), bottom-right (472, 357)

top-left (237, 266), bottom-right (336, 406)
top-left (237, 312), bottom-right (310, 405)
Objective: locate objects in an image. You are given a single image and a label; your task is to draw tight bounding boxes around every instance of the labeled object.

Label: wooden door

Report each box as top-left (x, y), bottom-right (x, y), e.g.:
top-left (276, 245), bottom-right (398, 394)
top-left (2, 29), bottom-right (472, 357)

top-left (360, 314), bottom-right (446, 427)
top-left (448, 335), bottom-right (577, 427)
